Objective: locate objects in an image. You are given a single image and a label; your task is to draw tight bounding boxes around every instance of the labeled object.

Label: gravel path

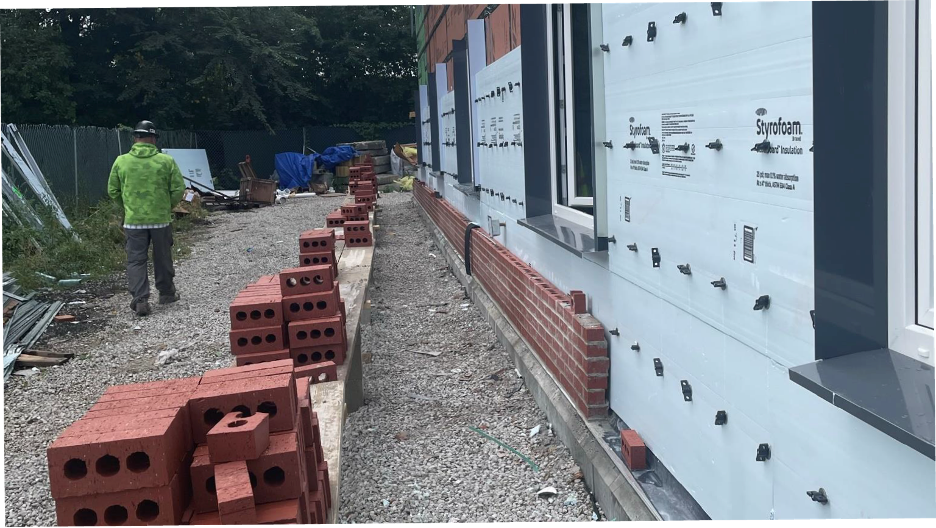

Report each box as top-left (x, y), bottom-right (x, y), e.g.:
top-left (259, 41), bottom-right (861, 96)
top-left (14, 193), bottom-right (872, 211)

top-left (3, 195), bottom-right (345, 527)
top-left (338, 194), bottom-right (600, 523)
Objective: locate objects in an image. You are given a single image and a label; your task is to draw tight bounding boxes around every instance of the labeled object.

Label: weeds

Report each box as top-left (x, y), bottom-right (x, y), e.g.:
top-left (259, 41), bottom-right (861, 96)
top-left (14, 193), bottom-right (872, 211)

top-left (2, 198), bottom-right (205, 290)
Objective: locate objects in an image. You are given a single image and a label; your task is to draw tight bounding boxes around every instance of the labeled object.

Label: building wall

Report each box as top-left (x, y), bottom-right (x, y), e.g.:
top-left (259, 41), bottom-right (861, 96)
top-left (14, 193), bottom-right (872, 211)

top-left (414, 1), bottom-right (935, 521)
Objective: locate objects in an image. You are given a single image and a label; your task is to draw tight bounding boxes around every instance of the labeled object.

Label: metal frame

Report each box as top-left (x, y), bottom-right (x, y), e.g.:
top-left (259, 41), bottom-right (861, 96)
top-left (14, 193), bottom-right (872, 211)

top-left (887, 0), bottom-right (934, 365)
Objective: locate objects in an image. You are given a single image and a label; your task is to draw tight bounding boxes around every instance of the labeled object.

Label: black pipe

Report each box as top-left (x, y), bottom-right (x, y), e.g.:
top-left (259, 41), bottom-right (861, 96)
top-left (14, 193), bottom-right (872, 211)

top-left (464, 222), bottom-right (481, 275)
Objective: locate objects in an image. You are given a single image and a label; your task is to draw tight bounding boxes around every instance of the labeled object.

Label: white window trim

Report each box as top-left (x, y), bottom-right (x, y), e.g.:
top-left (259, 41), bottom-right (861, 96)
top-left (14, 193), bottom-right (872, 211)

top-left (915, 0), bottom-right (934, 329)
top-left (546, 4), bottom-right (594, 229)
top-left (887, 0), bottom-right (934, 366)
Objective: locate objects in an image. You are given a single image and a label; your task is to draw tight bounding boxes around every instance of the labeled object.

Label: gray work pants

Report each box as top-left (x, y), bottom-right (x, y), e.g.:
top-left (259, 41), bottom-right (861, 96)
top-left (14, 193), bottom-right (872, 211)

top-left (125, 226), bottom-right (175, 307)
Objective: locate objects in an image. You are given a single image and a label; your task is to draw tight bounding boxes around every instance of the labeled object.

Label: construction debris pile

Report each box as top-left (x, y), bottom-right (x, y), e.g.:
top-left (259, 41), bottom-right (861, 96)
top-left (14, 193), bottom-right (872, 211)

top-left (326, 158), bottom-right (378, 241)
top-left (337, 141), bottom-right (391, 175)
top-left (46, 361), bottom-right (331, 525)
top-left (3, 273), bottom-right (64, 380)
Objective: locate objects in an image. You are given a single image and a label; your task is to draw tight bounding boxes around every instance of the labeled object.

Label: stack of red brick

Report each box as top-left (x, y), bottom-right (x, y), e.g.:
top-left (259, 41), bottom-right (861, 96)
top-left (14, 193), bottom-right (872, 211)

top-left (47, 360), bottom-right (331, 525)
top-left (326, 160), bottom-right (375, 248)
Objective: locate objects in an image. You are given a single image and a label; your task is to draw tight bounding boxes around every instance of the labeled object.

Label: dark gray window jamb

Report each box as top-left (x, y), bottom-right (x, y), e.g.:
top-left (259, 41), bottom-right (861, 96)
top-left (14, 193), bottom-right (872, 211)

top-left (520, 3), bottom-right (552, 218)
top-left (428, 71), bottom-right (441, 172)
top-left (453, 38), bottom-right (474, 186)
top-left (414, 89), bottom-right (424, 165)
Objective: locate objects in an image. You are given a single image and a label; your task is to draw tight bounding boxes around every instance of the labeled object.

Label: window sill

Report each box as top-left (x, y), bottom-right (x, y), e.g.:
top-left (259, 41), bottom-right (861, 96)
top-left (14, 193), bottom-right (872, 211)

top-left (789, 348), bottom-right (935, 459)
top-left (453, 183), bottom-right (480, 197)
top-left (518, 214), bottom-right (597, 257)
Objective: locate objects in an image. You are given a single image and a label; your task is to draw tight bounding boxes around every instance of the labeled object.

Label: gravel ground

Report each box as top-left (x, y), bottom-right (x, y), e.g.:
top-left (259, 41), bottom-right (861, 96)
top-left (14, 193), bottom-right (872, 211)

top-left (3, 195), bottom-right (345, 527)
top-left (339, 194), bottom-right (601, 523)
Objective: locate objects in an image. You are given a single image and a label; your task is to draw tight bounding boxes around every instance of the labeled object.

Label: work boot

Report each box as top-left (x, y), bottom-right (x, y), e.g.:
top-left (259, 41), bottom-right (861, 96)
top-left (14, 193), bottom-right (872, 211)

top-left (131, 297), bottom-right (152, 317)
top-left (158, 290), bottom-right (180, 305)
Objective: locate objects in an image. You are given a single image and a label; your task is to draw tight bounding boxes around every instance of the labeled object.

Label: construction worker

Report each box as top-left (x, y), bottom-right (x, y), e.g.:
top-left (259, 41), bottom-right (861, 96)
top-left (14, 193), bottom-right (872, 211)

top-left (107, 120), bottom-right (185, 316)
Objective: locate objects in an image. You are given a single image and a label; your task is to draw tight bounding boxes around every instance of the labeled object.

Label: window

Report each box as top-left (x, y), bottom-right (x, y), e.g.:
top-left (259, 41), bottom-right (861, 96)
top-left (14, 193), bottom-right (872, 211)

top-left (549, 4), bottom-right (595, 224)
top-left (915, 0), bottom-right (933, 330)
top-left (887, 0), bottom-right (933, 366)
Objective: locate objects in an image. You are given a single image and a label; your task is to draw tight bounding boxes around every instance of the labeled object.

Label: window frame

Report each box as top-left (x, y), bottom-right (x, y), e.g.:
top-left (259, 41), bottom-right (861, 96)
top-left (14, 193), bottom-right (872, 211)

top-left (887, 0), bottom-right (934, 366)
top-left (547, 3), bottom-right (594, 227)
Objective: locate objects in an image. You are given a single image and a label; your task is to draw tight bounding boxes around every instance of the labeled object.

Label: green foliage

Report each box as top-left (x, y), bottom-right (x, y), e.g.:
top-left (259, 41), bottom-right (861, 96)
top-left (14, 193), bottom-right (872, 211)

top-left (340, 121), bottom-right (413, 141)
top-left (3, 198), bottom-right (201, 290)
top-left (0, 6), bottom-right (417, 130)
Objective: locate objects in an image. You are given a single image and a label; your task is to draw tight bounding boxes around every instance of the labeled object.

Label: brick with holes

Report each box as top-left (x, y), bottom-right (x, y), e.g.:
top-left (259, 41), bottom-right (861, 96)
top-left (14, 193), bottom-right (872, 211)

top-left (620, 429), bottom-right (647, 471)
top-left (325, 211), bottom-right (345, 228)
top-left (234, 349), bottom-right (291, 367)
top-left (293, 360), bottom-right (338, 385)
top-left (345, 233), bottom-right (373, 248)
top-left (47, 407), bottom-right (192, 499)
top-left (354, 194), bottom-right (376, 208)
top-left (298, 250), bottom-right (337, 274)
top-left (202, 359), bottom-right (293, 381)
top-left (229, 325), bottom-right (287, 356)
top-left (340, 203), bottom-right (368, 218)
top-left (298, 228), bottom-right (336, 253)
top-left (229, 295), bottom-right (283, 330)
top-left (290, 340), bottom-right (346, 367)
top-left (54, 453), bottom-right (192, 526)
top-left (214, 460), bottom-right (257, 524)
top-left (280, 265), bottom-right (335, 296)
top-left (282, 284), bottom-right (340, 322)
top-left (206, 412), bottom-right (270, 464)
top-left (286, 315), bottom-right (344, 349)
top-left (189, 431), bottom-right (304, 512)
top-left (187, 373), bottom-right (296, 444)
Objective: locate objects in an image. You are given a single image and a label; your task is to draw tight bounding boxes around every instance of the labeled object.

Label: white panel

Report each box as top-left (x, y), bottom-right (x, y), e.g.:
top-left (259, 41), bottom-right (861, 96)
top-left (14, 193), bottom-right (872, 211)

top-left (603, 1), bottom-right (814, 370)
top-left (440, 90), bottom-right (458, 177)
top-left (475, 46), bottom-right (526, 220)
top-left (162, 149), bottom-right (214, 192)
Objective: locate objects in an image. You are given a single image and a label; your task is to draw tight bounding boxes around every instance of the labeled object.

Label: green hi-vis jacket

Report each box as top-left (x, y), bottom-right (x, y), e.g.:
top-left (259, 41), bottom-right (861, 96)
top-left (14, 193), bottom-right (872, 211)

top-left (107, 143), bottom-right (185, 226)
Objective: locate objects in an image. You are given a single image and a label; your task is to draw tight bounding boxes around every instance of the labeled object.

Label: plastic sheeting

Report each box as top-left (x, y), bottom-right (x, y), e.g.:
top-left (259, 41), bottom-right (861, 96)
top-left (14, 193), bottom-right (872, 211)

top-left (274, 152), bottom-right (315, 190)
top-left (313, 145), bottom-right (358, 171)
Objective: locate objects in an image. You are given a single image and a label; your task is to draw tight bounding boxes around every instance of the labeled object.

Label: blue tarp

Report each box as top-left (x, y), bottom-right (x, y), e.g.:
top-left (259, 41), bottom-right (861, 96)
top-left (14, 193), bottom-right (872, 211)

top-left (274, 145), bottom-right (359, 190)
top-left (274, 152), bottom-right (315, 190)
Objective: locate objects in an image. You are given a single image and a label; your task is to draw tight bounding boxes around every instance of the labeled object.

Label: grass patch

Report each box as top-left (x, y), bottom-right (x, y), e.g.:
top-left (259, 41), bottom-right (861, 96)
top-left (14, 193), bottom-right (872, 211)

top-left (3, 199), bottom-right (206, 290)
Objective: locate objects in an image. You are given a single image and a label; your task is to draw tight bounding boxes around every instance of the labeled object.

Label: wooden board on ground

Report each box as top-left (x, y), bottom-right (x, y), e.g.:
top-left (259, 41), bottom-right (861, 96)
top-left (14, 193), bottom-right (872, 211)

top-left (310, 381), bottom-right (346, 524)
top-left (15, 354), bottom-right (67, 367)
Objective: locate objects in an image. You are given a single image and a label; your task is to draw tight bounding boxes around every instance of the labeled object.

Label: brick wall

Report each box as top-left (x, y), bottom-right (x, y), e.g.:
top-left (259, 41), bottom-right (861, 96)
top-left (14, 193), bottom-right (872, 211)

top-left (413, 181), bottom-right (610, 419)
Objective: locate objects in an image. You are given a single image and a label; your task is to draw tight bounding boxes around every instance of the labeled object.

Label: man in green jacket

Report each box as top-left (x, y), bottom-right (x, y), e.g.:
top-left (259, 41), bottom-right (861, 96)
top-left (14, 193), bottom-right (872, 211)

top-left (107, 120), bottom-right (186, 316)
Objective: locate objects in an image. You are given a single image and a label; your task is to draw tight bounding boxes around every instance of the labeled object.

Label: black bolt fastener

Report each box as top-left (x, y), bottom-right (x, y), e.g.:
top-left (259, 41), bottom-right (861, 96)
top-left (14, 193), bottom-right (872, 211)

top-left (752, 140), bottom-right (772, 153)
top-left (653, 358), bottom-right (664, 376)
top-left (677, 263), bottom-right (692, 275)
top-left (711, 2), bottom-right (723, 16)
top-left (675, 143), bottom-right (690, 153)
top-left (674, 12), bottom-right (688, 24)
top-left (603, 140), bottom-right (614, 149)
top-left (715, 410), bottom-right (728, 425)
top-left (756, 443), bottom-right (771, 462)
top-left (706, 139), bottom-right (723, 151)
top-left (622, 35), bottom-right (634, 46)
top-left (624, 141), bottom-right (638, 150)
top-left (609, 328), bottom-right (620, 337)
top-left (651, 248), bottom-right (661, 268)
top-left (681, 380), bottom-right (692, 401)
top-left (753, 295), bottom-right (771, 311)
top-left (647, 21), bottom-right (657, 41)
top-left (711, 277), bottom-right (727, 290)
top-left (600, 43), bottom-right (610, 52)
top-left (627, 243), bottom-right (638, 252)
top-left (631, 342), bottom-right (640, 352)
top-left (807, 489), bottom-right (828, 505)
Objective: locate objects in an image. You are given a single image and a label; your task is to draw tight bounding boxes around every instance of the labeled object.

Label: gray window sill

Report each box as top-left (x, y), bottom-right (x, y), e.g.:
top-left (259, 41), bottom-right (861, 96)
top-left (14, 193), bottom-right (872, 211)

top-left (789, 348), bottom-right (935, 460)
top-left (518, 214), bottom-right (597, 257)
top-left (453, 183), bottom-right (479, 197)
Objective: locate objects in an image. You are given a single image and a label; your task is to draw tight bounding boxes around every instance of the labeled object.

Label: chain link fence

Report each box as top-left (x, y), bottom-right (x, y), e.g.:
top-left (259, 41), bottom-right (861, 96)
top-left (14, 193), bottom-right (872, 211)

top-left (6, 123), bottom-right (415, 210)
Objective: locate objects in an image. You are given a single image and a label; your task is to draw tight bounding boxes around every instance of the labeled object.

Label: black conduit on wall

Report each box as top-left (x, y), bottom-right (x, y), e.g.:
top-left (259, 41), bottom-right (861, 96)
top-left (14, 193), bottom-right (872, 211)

top-left (464, 222), bottom-right (481, 275)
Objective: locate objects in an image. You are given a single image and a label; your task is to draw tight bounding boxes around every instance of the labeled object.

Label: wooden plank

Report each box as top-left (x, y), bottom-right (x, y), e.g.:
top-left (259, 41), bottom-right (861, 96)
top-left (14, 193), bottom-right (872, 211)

top-left (24, 349), bottom-right (74, 359)
top-left (310, 381), bottom-right (346, 524)
top-left (15, 354), bottom-right (67, 367)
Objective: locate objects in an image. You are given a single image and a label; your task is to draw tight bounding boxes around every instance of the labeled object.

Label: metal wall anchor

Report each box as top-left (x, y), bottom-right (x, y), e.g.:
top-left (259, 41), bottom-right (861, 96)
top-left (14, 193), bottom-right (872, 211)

top-left (603, 140), bottom-right (613, 149)
top-left (677, 263), bottom-right (692, 275)
top-left (752, 140), bottom-right (772, 153)
top-left (477, 141), bottom-right (484, 147)
top-left (498, 193), bottom-right (505, 200)
top-left (711, 278), bottom-right (727, 290)
top-left (756, 443), bottom-right (771, 462)
top-left (627, 243), bottom-right (638, 252)
top-left (599, 43), bottom-right (610, 52)
top-left (675, 143), bottom-right (690, 153)
top-left (631, 342), bottom-right (640, 352)
top-left (653, 358), bottom-right (664, 376)
top-left (809, 144), bottom-right (814, 152)
top-left (681, 380), bottom-right (692, 401)
top-left (810, 309), bottom-right (816, 329)
top-left (753, 295), bottom-right (771, 311)
top-left (807, 489), bottom-right (828, 505)
top-left (647, 22), bottom-right (657, 41)
top-left (607, 235), bottom-right (617, 244)
top-left (609, 328), bottom-right (620, 337)
top-left (648, 137), bottom-right (660, 154)
top-left (651, 248), bottom-right (661, 268)
top-left (511, 198), bottom-right (517, 204)
top-left (715, 410), bottom-right (728, 425)
top-left (711, 2), bottom-right (723, 16)
top-left (624, 141), bottom-right (638, 150)
top-left (705, 139), bottom-right (723, 151)
top-left (508, 81), bottom-right (515, 92)
top-left (674, 12), bottom-right (688, 24)
top-left (622, 36), bottom-right (633, 46)
top-left (518, 201), bottom-right (524, 206)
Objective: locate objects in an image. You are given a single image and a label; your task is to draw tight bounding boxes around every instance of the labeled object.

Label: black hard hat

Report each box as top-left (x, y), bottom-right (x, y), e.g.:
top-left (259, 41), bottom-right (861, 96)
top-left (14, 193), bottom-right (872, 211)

top-left (132, 120), bottom-right (159, 137)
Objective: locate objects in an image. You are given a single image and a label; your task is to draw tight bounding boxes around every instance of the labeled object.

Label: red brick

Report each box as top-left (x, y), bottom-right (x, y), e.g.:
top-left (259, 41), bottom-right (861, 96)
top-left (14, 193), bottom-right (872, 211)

top-left (54, 454), bottom-right (192, 526)
top-left (287, 315), bottom-right (344, 348)
top-left (215, 460), bottom-right (257, 524)
top-left (282, 284), bottom-right (340, 322)
top-left (190, 431), bottom-right (304, 512)
top-left (620, 430), bottom-right (647, 471)
top-left (326, 211), bottom-right (346, 228)
top-left (584, 357), bottom-right (610, 375)
top-left (207, 412), bottom-right (271, 464)
top-left (318, 462), bottom-right (331, 509)
top-left (311, 413), bottom-right (324, 464)
top-left (308, 489), bottom-right (325, 523)
top-left (229, 295), bottom-right (283, 330)
top-left (341, 203), bottom-right (368, 217)
top-left (299, 228), bottom-right (336, 253)
top-left (48, 408), bottom-right (192, 499)
top-left (234, 349), bottom-right (291, 367)
top-left (84, 393), bottom-right (192, 419)
top-left (299, 250), bottom-right (337, 273)
top-left (291, 343), bottom-right (346, 367)
top-left (203, 359), bottom-right (294, 380)
top-left (229, 325), bottom-right (287, 356)
top-left (294, 360), bottom-right (338, 384)
top-left (102, 377), bottom-right (200, 396)
top-left (188, 374), bottom-right (296, 444)
top-left (202, 363), bottom-right (293, 386)
top-left (280, 265), bottom-right (334, 296)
